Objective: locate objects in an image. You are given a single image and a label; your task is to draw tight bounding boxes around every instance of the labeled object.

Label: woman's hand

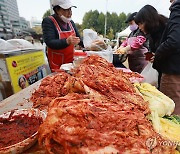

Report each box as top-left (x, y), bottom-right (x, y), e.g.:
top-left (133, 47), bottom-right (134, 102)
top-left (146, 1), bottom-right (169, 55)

top-left (144, 52), bottom-right (155, 62)
top-left (116, 45), bottom-right (131, 54)
top-left (66, 34), bottom-right (80, 45)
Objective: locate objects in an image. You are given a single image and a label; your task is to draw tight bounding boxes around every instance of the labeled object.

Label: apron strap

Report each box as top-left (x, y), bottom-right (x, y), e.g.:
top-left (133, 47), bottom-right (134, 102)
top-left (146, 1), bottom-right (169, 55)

top-left (49, 16), bottom-right (61, 38)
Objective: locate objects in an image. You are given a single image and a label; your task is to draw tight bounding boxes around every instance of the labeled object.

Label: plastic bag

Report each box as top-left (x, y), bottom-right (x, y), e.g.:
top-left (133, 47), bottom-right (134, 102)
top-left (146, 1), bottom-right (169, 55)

top-left (83, 29), bottom-right (112, 63)
top-left (85, 45), bottom-right (113, 63)
top-left (83, 29), bottom-right (107, 51)
top-left (83, 29), bottom-right (99, 49)
top-left (141, 62), bottom-right (158, 87)
top-left (0, 39), bottom-right (17, 51)
top-left (7, 39), bottom-right (34, 50)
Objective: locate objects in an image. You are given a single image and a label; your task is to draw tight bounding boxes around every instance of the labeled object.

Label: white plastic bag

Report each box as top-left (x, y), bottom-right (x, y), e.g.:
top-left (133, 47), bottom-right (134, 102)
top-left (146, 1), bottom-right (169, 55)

top-left (141, 62), bottom-right (159, 87)
top-left (85, 45), bottom-right (113, 63)
top-left (83, 29), bottom-right (107, 50)
top-left (83, 29), bottom-right (113, 63)
top-left (83, 29), bottom-right (98, 48)
top-left (0, 39), bottom-right (17, 51)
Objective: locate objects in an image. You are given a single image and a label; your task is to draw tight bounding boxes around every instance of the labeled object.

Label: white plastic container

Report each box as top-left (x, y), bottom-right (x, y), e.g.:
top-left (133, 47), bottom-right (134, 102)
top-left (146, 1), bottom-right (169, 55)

top-left (73, 52), bottom-right (87, 67)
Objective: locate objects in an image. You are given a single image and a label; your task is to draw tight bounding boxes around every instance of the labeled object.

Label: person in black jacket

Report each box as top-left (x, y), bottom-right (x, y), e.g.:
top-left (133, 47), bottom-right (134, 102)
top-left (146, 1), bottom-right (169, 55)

top-left (42, 0), bottom-right (83, 72)
top-left (153, 0), bottom-right (180, 114)
top-left (135, 5), bottom-right (168, 54)
top-left (135, 5), bottom-right (168, 88)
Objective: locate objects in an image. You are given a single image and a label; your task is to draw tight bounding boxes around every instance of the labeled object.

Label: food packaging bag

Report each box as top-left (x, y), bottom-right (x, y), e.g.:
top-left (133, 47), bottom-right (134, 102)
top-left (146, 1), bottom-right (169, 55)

top-left (83, 29), bottom-right (98, 49)
top-left (83, 29), bottom-right (107, 50)
top-left (141, 62), bottom-right (159, 87)
top-left (83, 29), bottom-right (113, 63)
top-left (85, 45), bottom-right (113, 63)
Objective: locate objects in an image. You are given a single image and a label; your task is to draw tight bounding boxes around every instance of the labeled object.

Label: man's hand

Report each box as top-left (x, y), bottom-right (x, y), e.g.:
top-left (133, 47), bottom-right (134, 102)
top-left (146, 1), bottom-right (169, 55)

top-left (66, 34), bottom-right (80, 45)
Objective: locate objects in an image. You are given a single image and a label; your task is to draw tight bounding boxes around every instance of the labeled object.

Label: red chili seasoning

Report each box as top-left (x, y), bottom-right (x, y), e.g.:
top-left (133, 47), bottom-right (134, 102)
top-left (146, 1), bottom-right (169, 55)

top-left (0, 113), bottom-right (43, 148)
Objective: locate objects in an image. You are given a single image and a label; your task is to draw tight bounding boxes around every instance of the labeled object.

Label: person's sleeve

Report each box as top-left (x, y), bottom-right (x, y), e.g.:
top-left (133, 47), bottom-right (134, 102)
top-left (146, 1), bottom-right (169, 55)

top-left (120, 38), bottom-right (128, 47)
top-left (155, 23), bottom-right (180, 61)
top-left (42, 17), bottom-right (69, 50)
top-left (130, 36), bottom-right (146, 50)
top-left (71, 21), bottom-right (84, 48)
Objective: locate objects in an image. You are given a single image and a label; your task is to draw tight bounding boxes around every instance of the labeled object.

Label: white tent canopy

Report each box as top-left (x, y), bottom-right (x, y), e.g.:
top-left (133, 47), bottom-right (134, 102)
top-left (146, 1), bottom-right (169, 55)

top-left (118, 26), bottom-right (131, 38)
top-left (113, 27), bottom-right (131, 49)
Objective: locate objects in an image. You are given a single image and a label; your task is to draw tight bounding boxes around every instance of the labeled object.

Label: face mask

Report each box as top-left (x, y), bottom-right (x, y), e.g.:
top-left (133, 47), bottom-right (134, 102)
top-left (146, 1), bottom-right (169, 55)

top-left (60, 15), bottom-right (71, 23)
top-left (129, 24), bottom-right (138, 32)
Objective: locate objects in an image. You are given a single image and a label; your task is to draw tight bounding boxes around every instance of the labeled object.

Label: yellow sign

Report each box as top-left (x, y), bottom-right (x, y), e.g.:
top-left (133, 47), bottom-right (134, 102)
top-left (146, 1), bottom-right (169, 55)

top-left (6, 51), bottom-right (47, 93)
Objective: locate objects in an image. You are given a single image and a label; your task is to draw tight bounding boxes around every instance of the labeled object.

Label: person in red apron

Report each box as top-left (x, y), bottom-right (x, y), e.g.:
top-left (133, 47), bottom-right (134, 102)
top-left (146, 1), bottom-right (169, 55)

top-left (42, 0), bottom-right (84, 72)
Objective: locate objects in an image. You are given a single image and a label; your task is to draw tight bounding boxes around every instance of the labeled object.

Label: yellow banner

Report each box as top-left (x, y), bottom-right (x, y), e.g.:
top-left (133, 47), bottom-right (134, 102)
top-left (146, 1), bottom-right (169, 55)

top-left (6, 51), bottom-right (47, 93)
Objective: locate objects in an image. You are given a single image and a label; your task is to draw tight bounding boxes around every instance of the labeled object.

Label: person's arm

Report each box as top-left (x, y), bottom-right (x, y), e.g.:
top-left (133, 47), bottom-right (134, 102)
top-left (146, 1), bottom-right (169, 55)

top-left (120, 38), bottom-right (128, 47)
top-left (131, 36), bottom-right (146, 50)
top-left (42, 17), bottom-right (69, 50)
top-left (70, 21), bottom-right (84, 48)
top-left (155, 22), bottom-right (180, 61)
top-left (116, 36), bottom-right (146, 54)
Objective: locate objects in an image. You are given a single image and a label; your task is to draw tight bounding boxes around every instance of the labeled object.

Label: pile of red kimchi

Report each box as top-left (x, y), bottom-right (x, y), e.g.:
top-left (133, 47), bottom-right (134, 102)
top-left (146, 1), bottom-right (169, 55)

top-left (30, 55), bottom-right (176, 153)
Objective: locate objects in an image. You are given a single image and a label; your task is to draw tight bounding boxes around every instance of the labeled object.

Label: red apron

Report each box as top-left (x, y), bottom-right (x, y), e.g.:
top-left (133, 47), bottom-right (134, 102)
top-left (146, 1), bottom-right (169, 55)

top-left (47, 16), bottom-right (75, 72)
